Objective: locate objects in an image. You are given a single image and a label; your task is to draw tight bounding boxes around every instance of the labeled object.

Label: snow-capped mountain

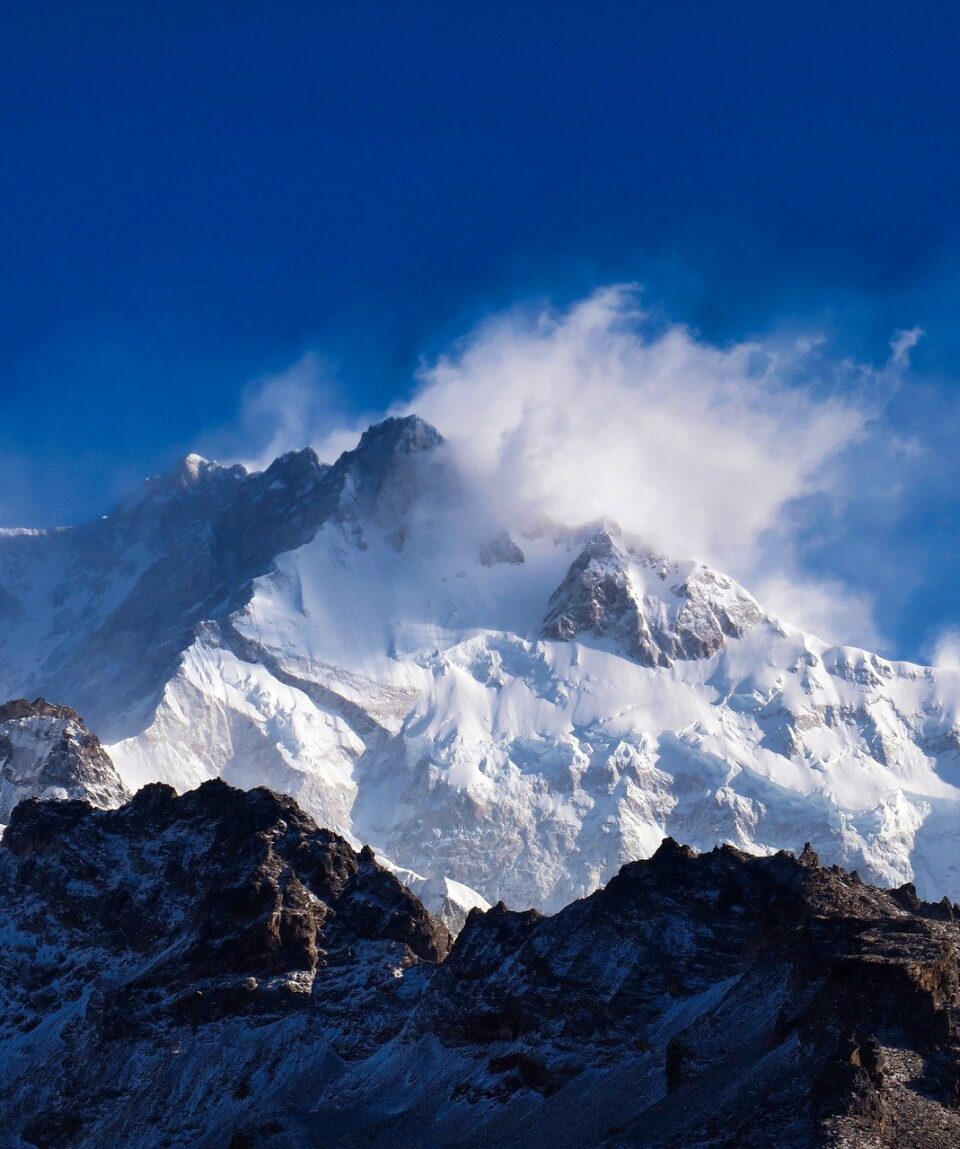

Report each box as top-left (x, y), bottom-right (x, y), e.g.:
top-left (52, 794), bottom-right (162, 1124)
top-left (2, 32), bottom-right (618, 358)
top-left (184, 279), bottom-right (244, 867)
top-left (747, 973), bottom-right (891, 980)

top-left (2, 415), bottom-right (960, 909)
top-left (0, 697), bottom-right (129, 826)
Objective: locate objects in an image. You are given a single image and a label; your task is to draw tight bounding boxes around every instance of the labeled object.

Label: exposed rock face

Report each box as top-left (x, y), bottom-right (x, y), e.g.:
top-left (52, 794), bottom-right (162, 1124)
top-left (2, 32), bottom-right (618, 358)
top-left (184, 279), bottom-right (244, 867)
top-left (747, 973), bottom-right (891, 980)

top-left (542, 526), bottom-right (764, 666)
top-left (334, 415), bottom-right (446, 530)
top-left (479, 530), bottom-right (525, 567)
top-left (3, 787), bottom-right (960, 1147)
top-left (415, 840), bottom-right (960, 1147)
top-left (0, 781), bottom-right (450, 1148)
top-left (0, 697), bottom-right (130, 823)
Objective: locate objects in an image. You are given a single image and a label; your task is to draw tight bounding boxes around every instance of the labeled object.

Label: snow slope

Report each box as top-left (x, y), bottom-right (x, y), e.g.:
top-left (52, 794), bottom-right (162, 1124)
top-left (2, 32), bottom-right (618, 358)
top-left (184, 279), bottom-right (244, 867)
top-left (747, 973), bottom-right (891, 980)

top-left (3, 416), bottom-right (960, 909)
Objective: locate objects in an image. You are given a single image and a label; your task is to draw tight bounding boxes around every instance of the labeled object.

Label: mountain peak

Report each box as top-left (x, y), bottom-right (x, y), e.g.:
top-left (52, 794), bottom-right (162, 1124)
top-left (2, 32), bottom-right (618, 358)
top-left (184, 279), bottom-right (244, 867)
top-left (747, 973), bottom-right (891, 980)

top-left (166, 452), bottom-right (236, 489)
top-left (0, 697), bottom-right (130, 823)
top-left (543, 526), bottom-right (763, 667)
top-left (121, 452), bottom-right (246, 515)
top-left (330, 415), bottom-right (446, 528)
top-left (181, 451), bottom-right (208, 475)
top-left (351, 414), bottom-right (443, 459)
top-left (260, 445), bottom-right (328, 493)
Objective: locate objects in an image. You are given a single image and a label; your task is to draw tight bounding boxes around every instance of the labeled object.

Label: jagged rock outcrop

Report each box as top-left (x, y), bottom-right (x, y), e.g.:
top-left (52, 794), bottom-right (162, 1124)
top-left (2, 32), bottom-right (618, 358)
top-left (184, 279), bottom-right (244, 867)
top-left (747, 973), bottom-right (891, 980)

top-left (0, 781), bottom-right (449, 1148)
top-left (334, 415), bottom-right (446, 531)
top-left (542, 526), bottom-right (763, 666)
top-left (0, 697), bottom-right (129, 824)
top-left (410, 838), bottom-right (960, 1147)
top-left (3, 786), bottom-right (960, 1146)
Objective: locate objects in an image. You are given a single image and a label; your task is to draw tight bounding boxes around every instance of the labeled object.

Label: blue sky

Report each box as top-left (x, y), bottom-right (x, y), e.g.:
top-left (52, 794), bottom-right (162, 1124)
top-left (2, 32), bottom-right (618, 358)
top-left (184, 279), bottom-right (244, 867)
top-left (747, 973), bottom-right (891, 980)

top-left (1, 2), bottom-right (959, 659)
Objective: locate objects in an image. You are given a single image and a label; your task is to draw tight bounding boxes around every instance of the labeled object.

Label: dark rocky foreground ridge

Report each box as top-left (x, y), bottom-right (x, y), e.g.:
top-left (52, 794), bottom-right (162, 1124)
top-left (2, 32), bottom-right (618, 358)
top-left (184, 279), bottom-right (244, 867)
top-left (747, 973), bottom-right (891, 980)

top-left (2, 784), bottom-right (960, 1147)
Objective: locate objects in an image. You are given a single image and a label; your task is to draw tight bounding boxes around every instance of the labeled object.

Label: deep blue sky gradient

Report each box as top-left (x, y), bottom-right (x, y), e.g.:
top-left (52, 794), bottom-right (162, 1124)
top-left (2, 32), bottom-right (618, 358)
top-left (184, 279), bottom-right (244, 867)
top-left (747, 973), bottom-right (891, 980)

top-left (1, 2), bottom-right (959, 656)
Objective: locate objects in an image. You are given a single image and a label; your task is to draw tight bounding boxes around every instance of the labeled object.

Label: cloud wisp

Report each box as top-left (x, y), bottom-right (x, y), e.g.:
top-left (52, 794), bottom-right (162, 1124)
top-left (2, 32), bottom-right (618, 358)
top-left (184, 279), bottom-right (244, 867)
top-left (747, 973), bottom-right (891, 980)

top-left (406, 287), bottom-right (865, 568)
top-left (927, 629), bottom-right (960, 673)
top-left (213, 286), bottom-right (925, 648)
top-left (202, 353), bottom-right (354, 474)
top-left (404, 287), bottom-right (899, 645)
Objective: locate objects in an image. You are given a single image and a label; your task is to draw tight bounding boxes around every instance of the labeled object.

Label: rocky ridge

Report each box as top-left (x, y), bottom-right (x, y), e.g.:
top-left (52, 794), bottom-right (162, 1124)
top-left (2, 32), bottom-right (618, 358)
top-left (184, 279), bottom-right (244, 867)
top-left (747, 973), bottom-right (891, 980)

top-left (542, 525), bottom-right (764, 666)
top-left (3, 783), bottom-right (960, 1146)
top-left (0, 697), bottom-right (130, 825)
top-left (0, 416), bottom-right (442, 743)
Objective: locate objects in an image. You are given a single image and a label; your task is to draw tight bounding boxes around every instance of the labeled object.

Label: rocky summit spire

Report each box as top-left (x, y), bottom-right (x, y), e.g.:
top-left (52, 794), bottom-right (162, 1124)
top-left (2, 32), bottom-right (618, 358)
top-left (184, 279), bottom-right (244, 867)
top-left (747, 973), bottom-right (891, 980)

top-left (328, 414), bottom-right (446, 528)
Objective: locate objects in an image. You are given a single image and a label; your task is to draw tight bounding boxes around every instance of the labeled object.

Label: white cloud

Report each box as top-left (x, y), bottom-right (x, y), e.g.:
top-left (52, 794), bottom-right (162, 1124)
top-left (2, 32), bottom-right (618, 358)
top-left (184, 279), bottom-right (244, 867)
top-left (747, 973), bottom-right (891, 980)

top-left (751, 574), bottom-right (884, 651)
top-left (203, 352), bottom-right (353, 472)
top-left (400, 287), bottom-right (878, 638)
top-left (889, 326), bottom-right (924, 368)
top-left (928, 628), bottom-right (960, 672)
top-left (210, 286), bottom-right (910, 647)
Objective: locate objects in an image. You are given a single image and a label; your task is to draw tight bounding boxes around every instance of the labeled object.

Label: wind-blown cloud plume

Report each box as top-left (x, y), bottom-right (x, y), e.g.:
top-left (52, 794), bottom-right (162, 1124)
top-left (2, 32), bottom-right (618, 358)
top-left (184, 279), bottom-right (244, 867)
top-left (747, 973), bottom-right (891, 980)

top-left (928, 628), bottom-right (960, 673)
top-left (405, 287), bottom-right (868, 573)
top-left (217, 286), bottom-right (923, 648)
top-left (399, 287), bottom-right (895, 644)
top-left (205, 353), bottom-right (350, 473)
